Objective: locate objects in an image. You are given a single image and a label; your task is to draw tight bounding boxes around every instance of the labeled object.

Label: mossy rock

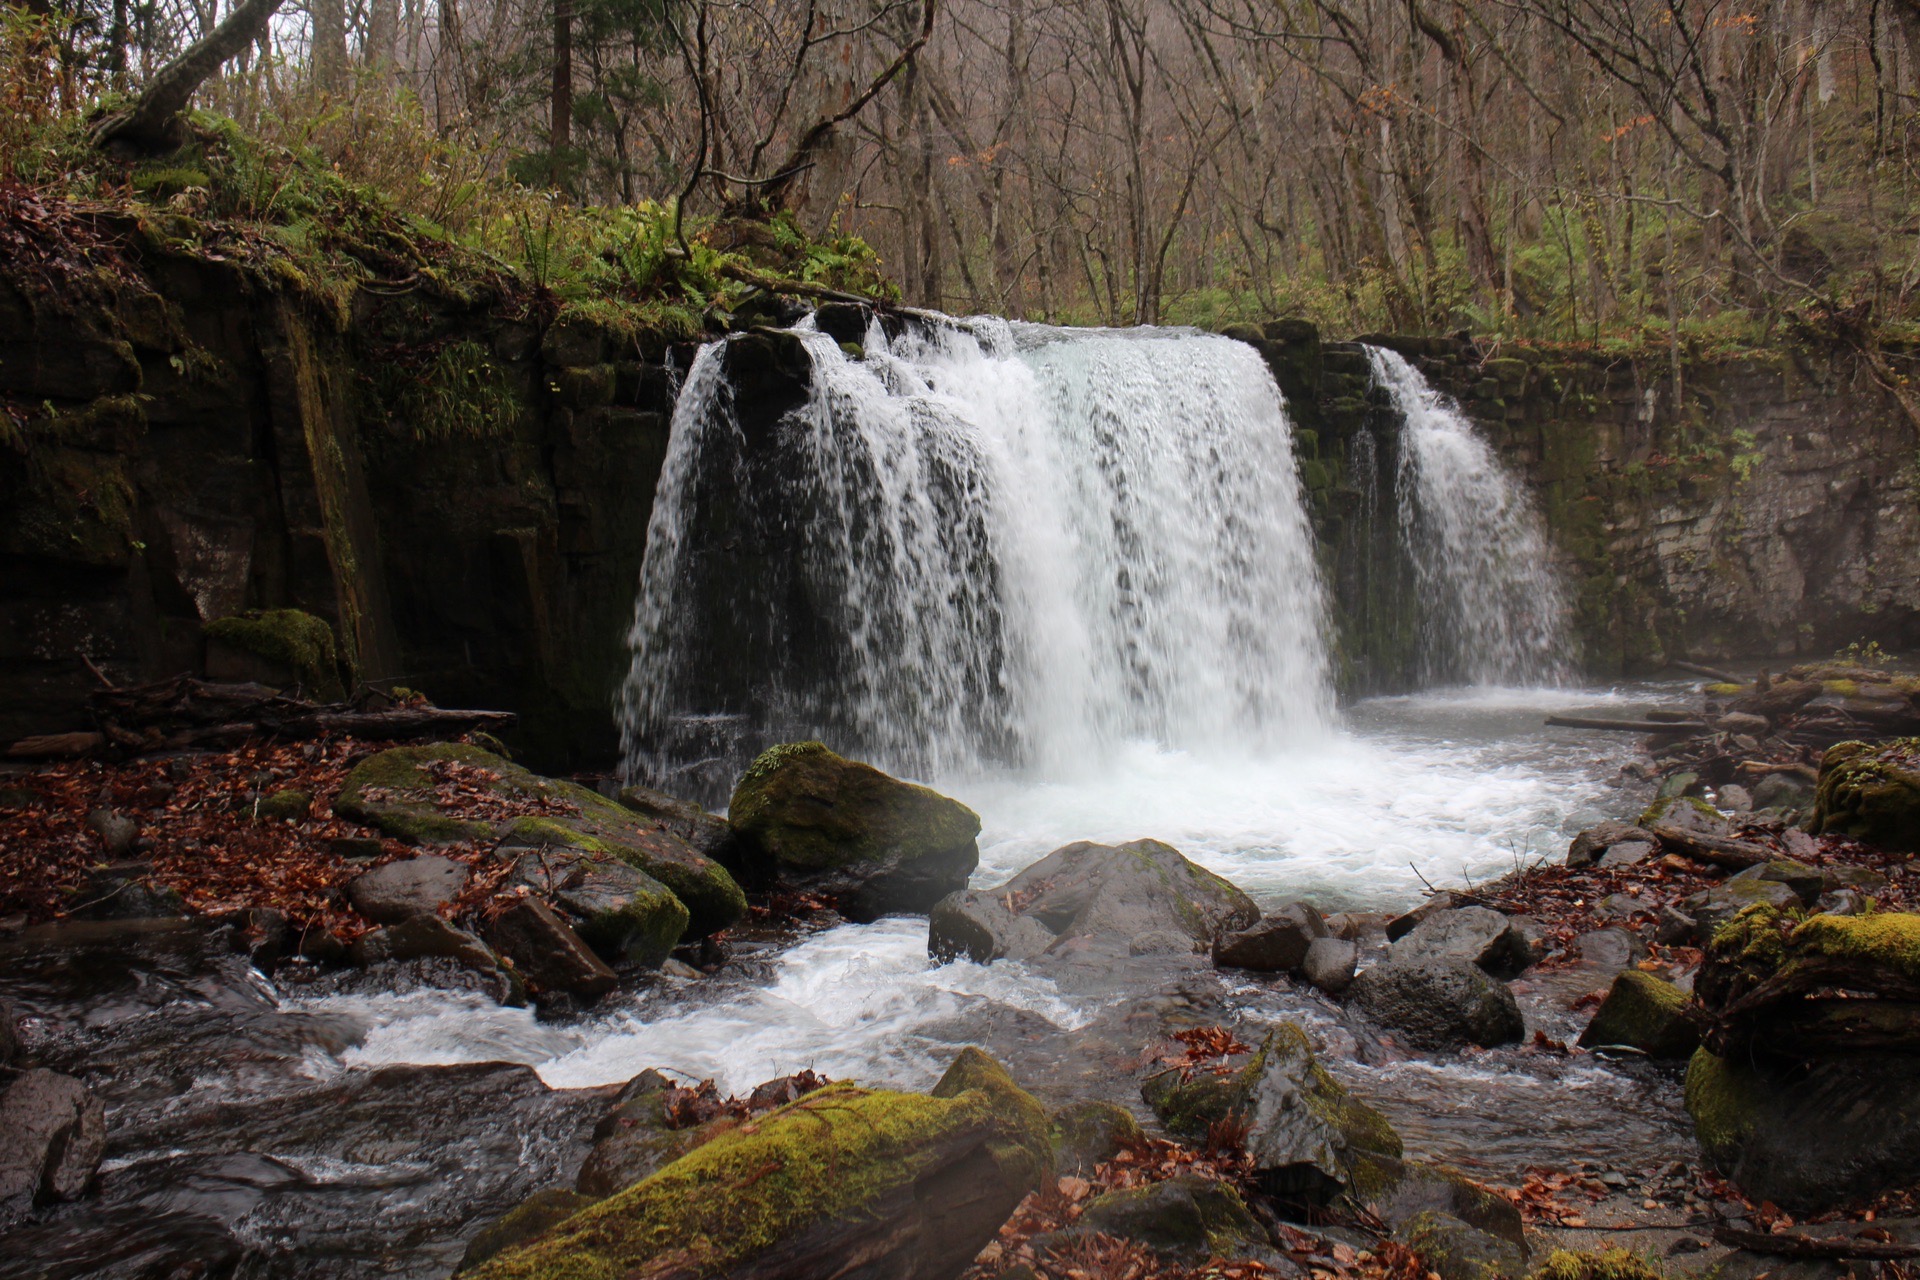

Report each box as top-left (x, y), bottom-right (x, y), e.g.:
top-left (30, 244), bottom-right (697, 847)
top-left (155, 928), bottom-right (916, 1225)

top-left (1813, 738), bottom-right (1920, 851)
top-left (1576, 971), bottom-right (1698, 1059)
top-left (1051, 1100), bottom-right (1143, 1174)
top-left (459, 1188), bottom-right (599, 1273)
top-left (467, 1049), bottom-right (1052, 1280)
top-left (1697, 904), bottom-right (1920, 1016)
top-left (336, 744), bottom-right (744, 936)
top-left (1143, 1022), bottom-right (1400, 1201)
top-left (256, 788), bottom-right (313, 821)
top-left (510, 844), bottom-right (688, 967)
top-left (1531, 1248), bottom-right (1664, 1280)
top-left (1396, 1208), bottom-right (1528, 1280)
top-left (204, 608), bottom-right (346, 700)
top-left (727, 741), bottom-right (980, 919)
top-left (1074, 1174), bottom-right (1272, 1264)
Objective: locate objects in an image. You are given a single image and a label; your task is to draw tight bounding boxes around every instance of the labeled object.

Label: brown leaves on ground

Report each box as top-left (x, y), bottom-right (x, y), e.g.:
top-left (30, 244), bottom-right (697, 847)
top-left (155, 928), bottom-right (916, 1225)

top-left (1156, 1027), bottom-right (1253, 1083)
top-left (356, 755), bottom-right (579, 823)
top-left (1493, 1167), bottom-right (1608, 1228)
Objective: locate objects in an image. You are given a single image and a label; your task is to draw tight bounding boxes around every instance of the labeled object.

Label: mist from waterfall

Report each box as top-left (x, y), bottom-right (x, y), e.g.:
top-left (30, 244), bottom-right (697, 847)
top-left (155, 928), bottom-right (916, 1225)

top-left (1367, 345), bottom-right (1571, 687)
top-left (621, 317), bottom-right (1333, 787)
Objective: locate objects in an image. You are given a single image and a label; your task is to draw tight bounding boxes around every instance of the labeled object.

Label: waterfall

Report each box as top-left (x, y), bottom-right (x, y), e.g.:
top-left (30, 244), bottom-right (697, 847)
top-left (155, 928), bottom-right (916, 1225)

top-left (621, 317), bottom-right (1333, 791)
top-left (1366, 345), bottom-right (1570, 686)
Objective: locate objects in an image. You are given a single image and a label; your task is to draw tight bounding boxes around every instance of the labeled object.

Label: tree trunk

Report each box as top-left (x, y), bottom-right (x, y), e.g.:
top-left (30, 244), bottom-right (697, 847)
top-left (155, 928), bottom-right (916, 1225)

top-left (313, 0), bottom-right (347, 92)
top-left (91, 0), bottom-right (288, 154)
top-left (552, 0), bottom-right (573, 156)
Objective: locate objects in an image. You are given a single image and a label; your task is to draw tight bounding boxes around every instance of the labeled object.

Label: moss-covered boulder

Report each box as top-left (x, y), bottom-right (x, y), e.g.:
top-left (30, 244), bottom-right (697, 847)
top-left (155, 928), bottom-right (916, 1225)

top-left (1073, 1174), bottom-right (1274, 1265)
top-left (1576, 971), bottom-right (1699, 1058)
top-left (459, 1188), bottom-right (599, 1273)
top-left (1143, 1022), bottom-right (1400, 1202)
top-left (1530, 1248), bottom-right (1664, 1280)
top-left (467, 1048), bottom-right (1052, 1280)
top-left (335, 744), bottom-right (744, 937)
top-left (727, 742), bottom-right (981, 919)
top-left (1684, 1045), bottom-right (1920, 1211)
top-left (509, 846), bottom-right (688, 968)
top-left (203, 608), bottom-right (347, 700)
top-left (1051, 1100), bottom-right (1143, 1175)
top-left (1813, 738), bottom-right (1920, 851)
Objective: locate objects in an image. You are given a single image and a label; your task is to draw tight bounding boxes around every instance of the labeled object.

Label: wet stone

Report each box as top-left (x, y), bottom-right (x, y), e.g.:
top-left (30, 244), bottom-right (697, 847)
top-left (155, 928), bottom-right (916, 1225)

top-left (346, 855), bottom-right (469, 924)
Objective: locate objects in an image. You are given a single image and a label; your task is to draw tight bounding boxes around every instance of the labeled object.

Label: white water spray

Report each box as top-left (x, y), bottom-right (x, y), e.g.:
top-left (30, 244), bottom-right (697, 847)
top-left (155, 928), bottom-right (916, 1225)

top-left (622, 318), bottom-right (1333, 784)
top-left (1367, 346), bottom-right (1571, 686)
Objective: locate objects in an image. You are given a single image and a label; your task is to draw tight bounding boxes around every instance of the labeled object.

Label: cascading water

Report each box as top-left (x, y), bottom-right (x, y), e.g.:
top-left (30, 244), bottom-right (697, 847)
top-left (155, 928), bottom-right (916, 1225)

top-left (621, 317), bottom-right (1333, 790)
top-left (1367, 346), bottom-right (1571, 687)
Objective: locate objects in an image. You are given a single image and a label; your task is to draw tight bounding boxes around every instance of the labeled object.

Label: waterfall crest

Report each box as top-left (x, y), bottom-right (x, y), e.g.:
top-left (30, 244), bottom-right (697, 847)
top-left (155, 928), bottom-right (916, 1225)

top-left (621, 317), bottom-right (1334, 790)
top-left (1366, 346), bottom-right (1571, 686)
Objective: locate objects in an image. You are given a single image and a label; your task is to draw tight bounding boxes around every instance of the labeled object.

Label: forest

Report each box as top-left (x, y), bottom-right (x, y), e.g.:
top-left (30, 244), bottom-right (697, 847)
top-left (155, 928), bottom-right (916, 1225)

top-left (9, 0), bottom-right (1920, 343)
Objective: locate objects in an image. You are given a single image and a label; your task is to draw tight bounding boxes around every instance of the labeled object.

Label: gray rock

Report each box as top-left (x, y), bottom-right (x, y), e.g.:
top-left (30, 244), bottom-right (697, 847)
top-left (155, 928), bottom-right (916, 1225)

top-left (1129, 928), bottom-right (1198, 956)
top-left (575, 1080), bottom-right (709, 1197)
top-left (85, 807), bottom-right (138, 855)
top-left (1574, 927), bottom-right (1648, 972)
top-left (1052, 1101), bottom-right (1143, 1175)
top-left (1814, 888), bottom-right (1867, 916)
top-left (1729, 859), bottom-right (1824, 906)
top-left (1075, 1175), bottom-right (1274, 1265)
top-left (927, 891), bottom-right (1057, 964)
top-left (0, 1069), bottom-right (106, 1223)
top-left (1577, 971), bottom-right (1698, 1058)
top-left (615, 783), bottom-right (739, 865)
top-left (927, 838), bottom-right (1258, 964)
top-left (347, 855), bottom-right (469, 924)
top-left (1596, 893), bottom-right (1657, 919)
top-left (1386, 892), bottom-right (1461, 941)
top-left (1643, 793), bottom-right (1731, 837)
top-left (482, 895), bottom-right (618, 1000)
top-left (1715, 712), bottom-right (1771, 736)
top-left (1352, 1154), bottom-right (1529, 1280)
top-left (1682, 879), bottom-right (1802, 940)
top-left (1598, 840), bottom-right (1656, 868)
top-left (1656, 905), bottom-right (1698, 945)
top-left (1390, 906), bottom-right (1534, 978)
top-left (1751, 773), bottom-right (1816, 812)
top-left (1302, 936), bottom-right (1357, 994)
top-left (350, 915), bottom-right (500, 974)
top-left (1567, 821), bottom-right (1657, 869)
top-left (1821, 864), bottom-right (1889, 895)
top-left (74, 862), bottom-right (183, 919)
top-left (512, 848), bottom-right (688, 967)
top-left (1212, 902), bottom-right (1327, 972)
top-left (1716, 784), bottom-right (1755, 813)
top-left (1351, 958), bottom-right (1526, 1050)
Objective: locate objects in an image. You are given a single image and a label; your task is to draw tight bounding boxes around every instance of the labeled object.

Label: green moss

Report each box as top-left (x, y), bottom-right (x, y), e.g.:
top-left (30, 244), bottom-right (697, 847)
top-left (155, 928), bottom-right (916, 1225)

top-left (1637, 793), bottom-right (1720, 828)
top-left (1788, 912), bottom-right (1920, 984)
top-left (1814, 739), bottom-right (1920, 851)
top-left (1051, 1100), bottom-right (1143, 1173)
top-left (1705, 682), bottom-right (1748, 697)
top-left (374, 338), bottom-right (519, 443)
top-left (1822, 679), bottom-right (1862, 697)
top-left (1577, 971), bottom-right (1698, 1058)
top-left (470, 1057), bottom-right (1050, 1280)
top-left (257, 788), bottom-right (313, 821)
top-left (460, 1189), bottom-right (600, 1273)
top-left (1532, 1247), bottom-right (1665, 1280)
top-left (1683, 1048), bottom-right (1764, 1163)
top-left (728, 741), bottom-right (980, 872)
top-left (204, 608), bottom-right (346, 700)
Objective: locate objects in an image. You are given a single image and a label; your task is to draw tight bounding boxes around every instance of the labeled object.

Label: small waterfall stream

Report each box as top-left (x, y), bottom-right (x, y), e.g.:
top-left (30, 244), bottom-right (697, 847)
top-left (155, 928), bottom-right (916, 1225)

top-left (1367, 346), bottom-right (1572, 687)
top-left (621, 318), bottom-right (1333, 789)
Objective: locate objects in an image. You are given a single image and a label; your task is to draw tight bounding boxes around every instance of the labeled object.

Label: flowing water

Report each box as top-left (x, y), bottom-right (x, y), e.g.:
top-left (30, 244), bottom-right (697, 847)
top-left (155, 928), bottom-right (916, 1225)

top-left (1368, 346), bottom-right (1572, 687)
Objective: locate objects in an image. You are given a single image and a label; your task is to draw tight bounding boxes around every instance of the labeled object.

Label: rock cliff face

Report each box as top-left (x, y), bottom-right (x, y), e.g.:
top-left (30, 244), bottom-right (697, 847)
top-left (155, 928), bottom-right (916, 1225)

top-left (1233, 323), bottom-right (1920, 686)
top-left (7, 236), bottom-right (1917, 768)
top-left (2, 235), bottom-right (682, 768)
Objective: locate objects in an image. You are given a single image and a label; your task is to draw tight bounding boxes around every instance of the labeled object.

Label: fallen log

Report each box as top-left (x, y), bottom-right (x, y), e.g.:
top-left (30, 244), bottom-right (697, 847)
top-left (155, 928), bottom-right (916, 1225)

top-left (1671, 660), bottom-right (1742, 684)
top-left (1545, 715), bottom-right (1707, 734)
top-left (5, 731), bottom-right (107, 759)
top-left (1713, 1225), bottom-right (1920, 1261)
top-left (1647, 823), bottom-right (1774, 871)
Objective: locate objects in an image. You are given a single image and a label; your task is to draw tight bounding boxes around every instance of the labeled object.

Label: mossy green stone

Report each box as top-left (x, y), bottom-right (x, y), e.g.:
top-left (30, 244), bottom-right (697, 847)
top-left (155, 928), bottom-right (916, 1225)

top-left (1532, 1248), bottom-right (1665, 1280)
top-left (729, 741), bottom-right (980, 872)
top-left (468, 1051), bottom-right (1051, 1280)
top-left (1813, 739), bottom-right (1920, 851)
top-left (459, 1189), bottom-right (600, 1273)
top-left (1683, 1047), bottom-right (1765, 1167)
top-left (257, 788), bottom-right (313, 821)
top-left (204, 608), bottom-right (346, 700)
top-left (1577, 971), bottom-right (1698, 1058)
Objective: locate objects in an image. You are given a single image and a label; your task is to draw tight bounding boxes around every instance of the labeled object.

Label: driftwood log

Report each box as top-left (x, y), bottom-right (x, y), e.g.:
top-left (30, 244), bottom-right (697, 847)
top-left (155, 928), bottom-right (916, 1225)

top-left (1712, 1226), bottom-right (1920, 1261)
top-left (1646, 822), bottom-right (1774, 871)
top-left (1545, 715), bottom-right (1706, 734)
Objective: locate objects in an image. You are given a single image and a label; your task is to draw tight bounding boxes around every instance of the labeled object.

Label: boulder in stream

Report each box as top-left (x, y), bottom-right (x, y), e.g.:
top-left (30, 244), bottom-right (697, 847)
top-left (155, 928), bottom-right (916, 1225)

top-left (509, 845), bottom-right (688, 967)
top-left (481, 895), bottom-right (618, 1000)
top-left (930, 838), bottom-right (1258, 964)
top-left (466, 1048), bottom-right (1053, 1280)
top-left (1566, 821), bottom-right (1657, 869)
top-left (1302, 936), bottom-right (1358, 994)
top-left (1211, 901), bottom-right (1327, 972)
top-left (1350, 957), bottom-right (1526, 1050)
top-left (1143, 1022), bottom-right (1401, 1202)
top-left (728, 741), bottom-right (981, 919)
top-left (346, 854), bottom-right (469, 923)
top-left (0, 1069), bottom-right (107, 1223)
top-left (1390, 906), bottom-right (1537, 979)
top-left (336, 743), bottom-right (745, 936)
top-left (1576, 971), bottom-right (1698, 1058)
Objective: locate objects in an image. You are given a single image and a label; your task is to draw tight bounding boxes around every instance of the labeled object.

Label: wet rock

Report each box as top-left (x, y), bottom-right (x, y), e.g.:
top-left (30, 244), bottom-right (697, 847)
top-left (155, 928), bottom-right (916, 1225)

top-left (351, 915), bottom-right (500, 976)
top-left (1641, 793), bottom-right (1730, 837)
top-left (86, 807), bottom-right (138, 855)
top-left (1717, 784), bottom-right (1755, 813)
top-left (257, 787), bottom-right (313, 820)
top-left (1681, 880), bottom-right (1802, 941)
top-left (0, 999), bottom-right (17, 1067)
top-left (481, 896), bottom-right (618, 1000)
top-left (0, 1206), bottom-right (243, 1280)
top-left (1350, 958), bottom-right (1526, 1050)
top-left (1573, 927), bottom-right (1648, 972)
top-left (1303, 936), bottom-right (1358, 994)
top-left (511, 846), bottom-right (688, 967)
top-left (347, 855), bottom-right (469, 923)
top-left (337, 743), bottom-right (743, 936)
top-left (728, 741), bottom-right (981, 920)
top-left (0, 1069), bottom-right (107, 1222)
top-left (812, 301), bottom-right (873, 347)
top-left (1813, 738), bottom-right (1920, 851)
top-left (1212, 902), bottom-right (1327, 972)
top-left (927, 891), bottom-right (1055, 963)
top-left (1577, 971), bottom-right (1699, 1058)
top-left (1822, 864), bottom-right (1890, 895)
top-left (467, 1048), bottom-right (1052, 1280)
top-left (1595, 893), bottom-right (1656, 920)
top-left (1751, 773), bottom-right (1816, 812)
top-left (1390, 906), bottom-right (1535, 979)
top-left (1567, 821), bottom-right (1656, 869)
top-left (1395, 1209), bottom-right (1529, 1280)
top-left (614, 783), bottom-right (738, 864)
top-left (574, 1079), bottom-right (711, 1198)
top-left (931, 838), bottom-right (1258, 965)
top-left (74, 861), bottom-right (184, 919)
top-left (1129, 928), bottom-right (1198, 956)
top-left (1729, 859), bottom-right (1824, 906)
top-left (1814, 888), bottom-right (1866, 916)
top-left (1598, 841), bottom-right (1656, 868)
top-left (1656, 905), bottom-right (1698, 946)
top-left (1143, 1023), bottom-right (1401, 1201)
top-left (721, 326), bottom-right (813, 433)
top-left (1686, 1047), bottom-right (1920, 1211)
top-left (1386, 892), bottom-right (1461, 942)
top-left (460, 1188), bottom-right (597, 1272)
top-left (1075, 1174), bottom-right (1274, 1265)
top-left (1052, 1101), bottom-right (1142, 1175)
top-left (221, 905), bottom-right (288, 969)
top-left (1715, 712), bottom-right (1771, 737)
